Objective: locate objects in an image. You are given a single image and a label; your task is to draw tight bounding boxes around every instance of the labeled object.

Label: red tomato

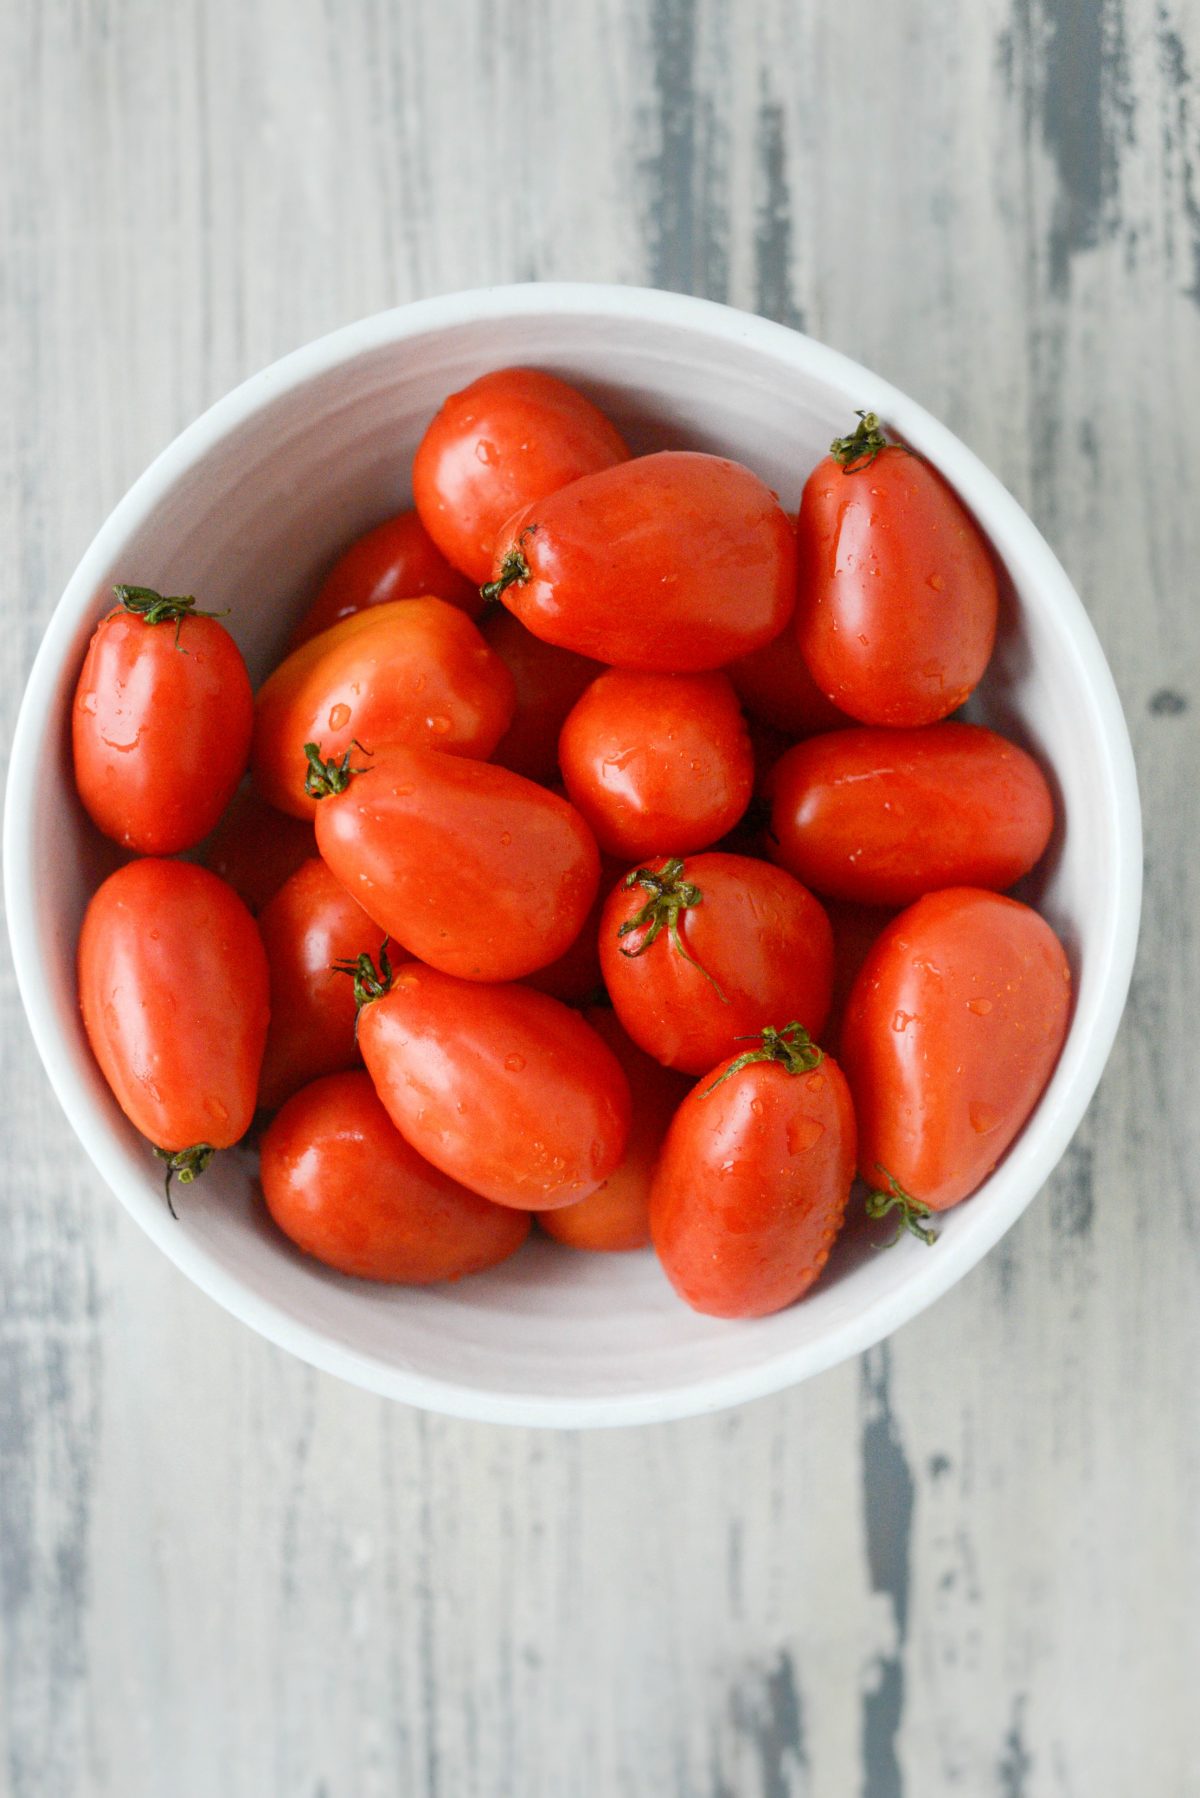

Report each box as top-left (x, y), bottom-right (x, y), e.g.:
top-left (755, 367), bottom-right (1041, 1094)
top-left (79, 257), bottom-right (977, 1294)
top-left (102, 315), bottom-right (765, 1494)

top-left (482, 608), bottom-right (604, 785)
top-left (260, 1072), bottom-right (529, 1281)
top-left (199, 783), bottom-right (315, 914)
top-left (728, 625), bottom-right (850, 737)
top-left (537, 1008), bottom-right (691, 1251)
top-left (72, 586), bottom-right (253, 854)
top-left (487, 452), bottom-right (797, 671)
top-left (260, 1064), bottom-right (528, 1280)
top-left (312, 747), bottom-right (600, 982)
top-left (840, 888), bottom-right (1071, 1225)
top-left (256, 859), bottom-right (381, 1112)
top-left (412, 367), bottom-right (629, 583)
top-left (252, 598), bottom-right (516, 818)
top-left (349, 957), bottom-right (631, 1210)
top-left (769, 723), bottom-right (1055, 905)
top-left (650, 1024), bottom-right (856, 1317)
top-left (794, 413), bottom-right (998, 725)
top-left (77, 859), bottom-right (269, 1196)
top-left (824, 900), bottom-right (896, 1055)
top-left (558, 669), bottom-right (754, 860)
top-left (289, 509), bottom-right (481, 649)
top-left (599, 853), bottom-right (833, 1074)
top-left (522, 853), bottom-right (624, 1004)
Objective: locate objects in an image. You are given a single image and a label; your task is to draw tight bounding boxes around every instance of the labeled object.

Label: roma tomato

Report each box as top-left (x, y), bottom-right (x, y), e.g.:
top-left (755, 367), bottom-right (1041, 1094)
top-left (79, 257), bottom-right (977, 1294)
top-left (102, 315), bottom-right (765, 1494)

top-left (252, 598), bottom-right (516, 818)
top-left (650, 1024), bottom-right (855, 1317)
top-left (599, 853), bottom-right (833, 1075)
top-left (794, 412), bottom-right (998, 726)
top-left (261, 1071), bottom-right (529, 1281)
top-left (77, 859), bottom-right (269, 1193)
top-left (72, 586), bottom-right (253, 854)
top-left (537, 1008), bottom-right (691, 1251)
top-left (558, 669), bottom-right (754, 860)
top-left (728, 625), bottom-right (850, 737)
top-left (487, 452), bottom-right (797, 671)
top-left (769, 722), bottom-right (1055, 906)
top-left (522, 853), bottom-right (624, 1004)
top-left (482, 607), bottom-right (605, 785)
top-left (199, 782), bottom-right (314, 914)
top-left (840, 888), bottom-right (1071, 1225)
top-left (312, 746), bottom-right (600, 982)
top-left (289, 509), bottom-right (481, 649)
top-left (412, 367), bottom-right (629, 582)
top-left (824, 900), bottom-right (896, 1054)
top-left (348, 957), bottom-right (631, 1210)
top-left (256, 859), bottom-right (381, 1112)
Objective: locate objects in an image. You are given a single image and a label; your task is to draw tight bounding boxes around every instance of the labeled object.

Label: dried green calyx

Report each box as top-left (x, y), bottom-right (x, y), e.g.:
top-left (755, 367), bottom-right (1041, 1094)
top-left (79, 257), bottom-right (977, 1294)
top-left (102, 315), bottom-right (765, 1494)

top-left (331, 941), bottom-right (394, 1010)
top-left (864, 1166), bottom-right (939, 1247)
top-left (303, 739), bottom-right (372, 799)
top-left (616, 859), bottom-right (727, 999)
top-left (153, 1142), bottom-right (215, 1217)
top-left (114, 584), bottom-right (229, 647)
top-left (703, 1021), bottom-right (824, 1095)
top-left (829, 410), bottom-right (894, 473)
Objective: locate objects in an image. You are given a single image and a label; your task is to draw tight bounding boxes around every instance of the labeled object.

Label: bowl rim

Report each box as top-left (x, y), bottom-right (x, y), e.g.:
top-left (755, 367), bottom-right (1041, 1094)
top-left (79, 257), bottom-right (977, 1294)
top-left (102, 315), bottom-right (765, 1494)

top-left (3, 281), bottom-right (1143, 1428)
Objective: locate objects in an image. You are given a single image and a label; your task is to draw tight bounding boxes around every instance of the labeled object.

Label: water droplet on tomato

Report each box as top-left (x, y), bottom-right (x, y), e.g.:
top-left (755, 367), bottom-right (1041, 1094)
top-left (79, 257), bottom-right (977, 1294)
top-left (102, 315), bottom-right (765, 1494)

top-left (969, 1100), bottom-right (1003, 1134)
top-left (750, 1097), bottom-right (764, 1116)
top-left (328, 702), bottom-right (351, 730)
top-left (475, 439), bottom-right (497, 465)
top-left (80, 691), bottom-right (98, 714)
top-left (500, 831), bottom-right (512, 846)
top-left (428, 715), bottom-right (451, 735)
top-left (892, 1010), bottom-right (914, 1032)
top-left (967, 997), bottom-right (993, 1016)
top-left (787, 1116), bottom-right (825, 1153)
top-left (927, 572), bottom-right (945, 591)
top-left (504, 1052), bottom-right (526, 1072)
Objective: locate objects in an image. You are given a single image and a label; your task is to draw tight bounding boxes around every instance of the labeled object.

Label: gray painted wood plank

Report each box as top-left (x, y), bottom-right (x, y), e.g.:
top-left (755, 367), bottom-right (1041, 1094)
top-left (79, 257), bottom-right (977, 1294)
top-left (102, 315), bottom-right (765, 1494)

top-left (1, 0), bottom-right (1197, 1793)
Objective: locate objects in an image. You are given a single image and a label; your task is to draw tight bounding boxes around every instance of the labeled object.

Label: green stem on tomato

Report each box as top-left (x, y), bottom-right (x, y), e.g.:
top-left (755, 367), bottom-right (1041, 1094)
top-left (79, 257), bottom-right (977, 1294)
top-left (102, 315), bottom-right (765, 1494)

top-left (331, 940), bottom-right (394, 1012)
top-left (616, 858), bottom-right (728, 1000)
top-left (864, 1165), bottom-right (939, 1247)
top-left (113, 584), bottom-right (230, 648)
top-left (702, 1021), bottom-right (824, 1095)
top-left (302, 739), bottom-right (373, 800)
top-left (829, 411), bottom-right (895, 473)
top-left (153, 1142), bottom-right (215, 1218)
top-left (479, 525), bottom-right (538, 607)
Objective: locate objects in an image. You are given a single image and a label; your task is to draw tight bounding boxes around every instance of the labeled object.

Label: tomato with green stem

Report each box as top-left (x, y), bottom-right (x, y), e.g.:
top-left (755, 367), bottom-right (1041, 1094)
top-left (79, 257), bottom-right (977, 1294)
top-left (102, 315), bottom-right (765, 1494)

top-left (289, 509), bottom-right (481, 649)
top-left (412, 367), bottom-right (630, 583)
top-left (650, 1023), bottom-right (856, 1317)
top-left (77, 859), bottom-right (269, 1208)
top-left (794, 411), bottom-right (998, 726)
top-left (485, 451), bottom-right (797, 671)
top-left (341, 953), bottom-right (631, 1211)
top-left (72, 585), bottom-right (254, 854)
top-left (599, 853), bottom-right (833, 1075)
top-left (840, 887), bottom-right (1072, 1231)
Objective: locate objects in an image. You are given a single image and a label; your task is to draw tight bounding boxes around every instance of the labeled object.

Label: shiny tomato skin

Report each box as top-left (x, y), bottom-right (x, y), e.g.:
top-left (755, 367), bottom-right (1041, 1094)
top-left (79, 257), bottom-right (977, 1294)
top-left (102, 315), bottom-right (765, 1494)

top-left (357, 964), bottom-right (631, 1210)
top-left (650, 1051), bottom-right (856, 1318)
top-left (824, 900), bottom-right (896, 1055)
top-left (492, 452), bottom-right (798, 671)
top-left (412, 368), bottom-right (629, 583)
top-left (198, 783), bottom-right (315, 914)
top-left (78, 859), bottom-right (269, 1152)
top-left (482, 608), bottom-right (605, 785)
top-left (728, 626), bottom-right (850, 737)
top-left (314, 748), bottom-right (600, 982)
top-left (599, 853), bottom-right (834, 1075)
top-left (289, 510), bottom-right (481, 649)
top-left (794, 445), bottom-right (998, 725)
top-left (252, 599), bottom-right (516, 818)
top-left (256, 859), bottom-right (382, 1112)
top-left (72, 610), bottom-right (253, 854)
top-left (558, 669), bottom-right (754, 860)
top-left (840, 888), bottom-right (1072, 1211)
top-left (537, 1008), bottom-right (691, 1251)
top-left (769, 723), bottom-right (1055, 906)
top-left (261, 1072), bottom-right (529, 1281)
top-left (522, 853), bottom-right (624, 1004)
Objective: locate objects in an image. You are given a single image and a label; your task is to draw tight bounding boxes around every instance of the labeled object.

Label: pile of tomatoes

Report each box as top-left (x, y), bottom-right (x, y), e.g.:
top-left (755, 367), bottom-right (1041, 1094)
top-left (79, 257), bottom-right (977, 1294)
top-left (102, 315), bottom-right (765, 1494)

top-left (71, 370), bottom-right (1070, 1320)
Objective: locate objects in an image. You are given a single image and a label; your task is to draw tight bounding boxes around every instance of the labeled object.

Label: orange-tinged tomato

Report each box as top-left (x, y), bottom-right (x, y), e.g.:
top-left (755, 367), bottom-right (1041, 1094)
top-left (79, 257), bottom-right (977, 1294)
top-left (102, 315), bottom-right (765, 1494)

top-left (482, 607), bottom-right (604, 785)
top-left (252, 598), bottom-right (516, 818)
top-left (289, 509), bottom-right (481, 649)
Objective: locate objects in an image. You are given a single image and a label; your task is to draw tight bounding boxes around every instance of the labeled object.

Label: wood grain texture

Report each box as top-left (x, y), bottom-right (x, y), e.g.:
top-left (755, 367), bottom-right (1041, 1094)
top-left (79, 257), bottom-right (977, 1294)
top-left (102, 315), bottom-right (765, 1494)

top-left (1, 1), bottom-right (1197, 1792)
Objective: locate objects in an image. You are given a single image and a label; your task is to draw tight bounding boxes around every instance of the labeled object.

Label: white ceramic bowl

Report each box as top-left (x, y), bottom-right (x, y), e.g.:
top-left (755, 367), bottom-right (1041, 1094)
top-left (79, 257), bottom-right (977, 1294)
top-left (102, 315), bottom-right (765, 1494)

top-left (4, 284), bottom-right (1141, 1427)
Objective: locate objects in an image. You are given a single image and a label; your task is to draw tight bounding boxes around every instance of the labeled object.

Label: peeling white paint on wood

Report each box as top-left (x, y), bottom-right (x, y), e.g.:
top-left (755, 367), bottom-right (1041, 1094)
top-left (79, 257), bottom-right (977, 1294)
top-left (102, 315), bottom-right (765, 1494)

top-left (1, 1), bottom-right (1197, 1792)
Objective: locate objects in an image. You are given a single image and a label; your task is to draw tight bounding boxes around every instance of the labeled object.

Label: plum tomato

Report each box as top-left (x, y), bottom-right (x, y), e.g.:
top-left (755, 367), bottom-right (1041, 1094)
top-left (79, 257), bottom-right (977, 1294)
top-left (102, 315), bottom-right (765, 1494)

top-left (650, 1023), bottom-right (856, 1317)
top-left (824, 899), bottom-right (897, 1055)
top-left (486, 451), bottom-right (797, 671)
top-left (72, 585), bottom-right (253, 855)
top-left (77, 859), bottom-right (269, 1197)
top-left (840, 888), bottom-right (1072, 1228)
top-left (256, 858), bottom-right (382, 1112)
top-left (412, 367), bottom-right (629, 583)
top-left (537, 1008), bottom-right (692, 1251)
top-left (252, 598), bottom-right (516, 819)
top-left (599, 853), bottom-right (833, 1075)
top-left (794, 412), bottom-right (998, 726)
top-left (261, 1071), bottom-right (529, 1281)
top-left (289, 509), bottom-right (481, 649)
top-left (198, 782), bottom-right (315, 914)
top-left (522, 853), bottom-right (625, 1005)
top-left (481, 607), bottom-right (604, 785)
top-left (311, 746), bottom-right (600, 983)
top-left (558, 669), bottom-right (754, 860)
top-left (768, 722), bottom-right (1055, 906)
top-left (728, 624), bottom-right (850, 737)
top-left (345, 956), bottom-right (631, 1210)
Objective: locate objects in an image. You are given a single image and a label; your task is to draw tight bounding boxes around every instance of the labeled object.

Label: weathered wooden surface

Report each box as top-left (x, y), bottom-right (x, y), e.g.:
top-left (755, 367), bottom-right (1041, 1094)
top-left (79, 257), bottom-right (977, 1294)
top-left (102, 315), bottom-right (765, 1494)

top-left (1, 1), bottom-right (1197, 1792)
